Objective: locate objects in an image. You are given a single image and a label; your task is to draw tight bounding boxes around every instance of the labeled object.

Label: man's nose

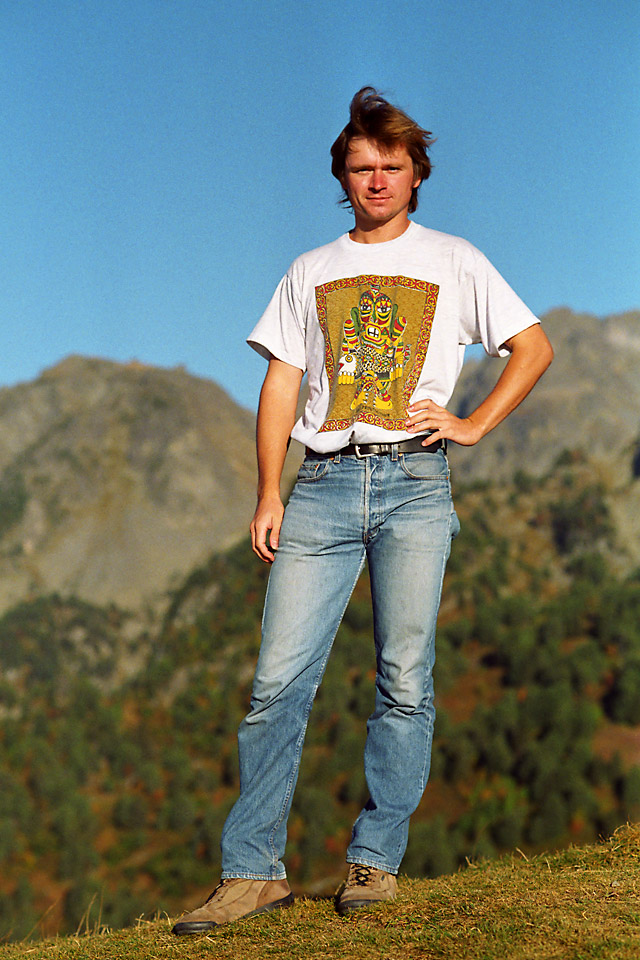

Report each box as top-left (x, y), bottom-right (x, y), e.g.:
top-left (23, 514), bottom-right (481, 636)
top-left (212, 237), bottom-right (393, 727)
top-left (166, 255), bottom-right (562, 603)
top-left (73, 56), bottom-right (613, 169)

top-left (370, 169), bottom-right (387, 190)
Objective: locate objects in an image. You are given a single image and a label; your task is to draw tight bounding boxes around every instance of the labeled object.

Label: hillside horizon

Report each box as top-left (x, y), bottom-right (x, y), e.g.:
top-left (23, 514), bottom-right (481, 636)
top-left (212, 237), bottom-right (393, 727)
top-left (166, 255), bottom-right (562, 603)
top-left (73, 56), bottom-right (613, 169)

top-left (1, 306), bottom-right (638, 616)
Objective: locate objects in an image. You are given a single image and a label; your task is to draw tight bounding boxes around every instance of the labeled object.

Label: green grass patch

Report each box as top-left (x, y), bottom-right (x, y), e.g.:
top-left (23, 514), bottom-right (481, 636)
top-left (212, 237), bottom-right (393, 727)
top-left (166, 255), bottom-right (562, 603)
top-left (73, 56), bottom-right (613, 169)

top-left (2, 824), bottom-right (639, 960)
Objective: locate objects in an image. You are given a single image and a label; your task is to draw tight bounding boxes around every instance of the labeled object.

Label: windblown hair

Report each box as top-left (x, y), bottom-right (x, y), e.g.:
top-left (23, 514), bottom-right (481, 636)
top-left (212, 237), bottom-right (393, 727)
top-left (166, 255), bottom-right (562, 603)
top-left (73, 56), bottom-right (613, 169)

top-left (331, 87), bottom-right (434, 213)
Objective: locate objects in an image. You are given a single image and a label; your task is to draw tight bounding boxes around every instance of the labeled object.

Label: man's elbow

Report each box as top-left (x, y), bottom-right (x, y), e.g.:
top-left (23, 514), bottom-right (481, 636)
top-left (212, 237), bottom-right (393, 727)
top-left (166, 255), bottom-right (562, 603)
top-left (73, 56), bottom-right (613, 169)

top-left (511, 325), bottom-right (554, 373)
top-left (538, 335), bottom-right (553, 372)
top-left (539, 332), bottom-right (554, 372)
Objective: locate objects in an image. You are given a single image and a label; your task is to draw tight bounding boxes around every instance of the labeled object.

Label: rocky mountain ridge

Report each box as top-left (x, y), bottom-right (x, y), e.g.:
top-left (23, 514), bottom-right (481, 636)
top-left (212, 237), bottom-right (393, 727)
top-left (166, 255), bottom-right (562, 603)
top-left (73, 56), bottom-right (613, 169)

top-left (448, 307), bottom-right (640, 481)
top-left (0, 356), bottom-right (261, 614)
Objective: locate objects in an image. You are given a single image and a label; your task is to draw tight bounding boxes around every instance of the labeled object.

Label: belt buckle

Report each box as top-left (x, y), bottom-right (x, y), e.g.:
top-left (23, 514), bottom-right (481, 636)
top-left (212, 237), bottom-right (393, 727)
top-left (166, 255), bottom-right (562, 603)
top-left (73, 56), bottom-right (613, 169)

top-left (353, 444), bottom-right (371, 459)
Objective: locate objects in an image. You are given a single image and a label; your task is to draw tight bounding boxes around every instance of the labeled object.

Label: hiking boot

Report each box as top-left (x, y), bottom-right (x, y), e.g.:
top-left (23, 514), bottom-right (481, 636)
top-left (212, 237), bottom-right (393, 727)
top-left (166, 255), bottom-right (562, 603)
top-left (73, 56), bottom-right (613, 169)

top-left (336, 863), bottom-right (397, 915)
top-left (171, 877), bottom-right (294, 934)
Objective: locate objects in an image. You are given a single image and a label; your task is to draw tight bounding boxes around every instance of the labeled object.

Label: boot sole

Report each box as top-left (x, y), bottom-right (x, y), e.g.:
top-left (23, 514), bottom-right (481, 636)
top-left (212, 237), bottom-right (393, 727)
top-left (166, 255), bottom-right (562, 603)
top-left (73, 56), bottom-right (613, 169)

top-left (337, 897), bottom-right (390, 916)
top-left (172, 893), bottom-right (295, 935)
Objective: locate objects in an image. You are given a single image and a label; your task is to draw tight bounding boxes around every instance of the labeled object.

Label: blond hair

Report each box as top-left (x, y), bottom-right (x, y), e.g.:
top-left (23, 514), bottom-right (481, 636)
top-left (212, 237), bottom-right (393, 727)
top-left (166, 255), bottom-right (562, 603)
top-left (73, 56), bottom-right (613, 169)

top-left (330, 87), bottom-right (434, 213)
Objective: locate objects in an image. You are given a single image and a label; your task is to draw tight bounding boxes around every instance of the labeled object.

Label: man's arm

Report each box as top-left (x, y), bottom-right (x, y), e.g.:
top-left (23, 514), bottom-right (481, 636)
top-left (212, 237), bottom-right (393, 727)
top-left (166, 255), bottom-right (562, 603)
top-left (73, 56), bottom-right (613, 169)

top-left (406, 323), bottom-right (553, 445)
top-left (250, 357), bottom-right (304, 562)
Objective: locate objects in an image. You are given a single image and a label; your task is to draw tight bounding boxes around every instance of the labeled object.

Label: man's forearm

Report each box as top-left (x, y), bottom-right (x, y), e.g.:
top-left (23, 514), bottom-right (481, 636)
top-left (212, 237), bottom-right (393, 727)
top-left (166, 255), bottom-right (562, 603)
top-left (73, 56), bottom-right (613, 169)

top-left (406, 323), bottom-right (553, 446)
top-left (250, 358), bottom-right (303, 562)
top-left (464, 324), bottom-right (554, 440)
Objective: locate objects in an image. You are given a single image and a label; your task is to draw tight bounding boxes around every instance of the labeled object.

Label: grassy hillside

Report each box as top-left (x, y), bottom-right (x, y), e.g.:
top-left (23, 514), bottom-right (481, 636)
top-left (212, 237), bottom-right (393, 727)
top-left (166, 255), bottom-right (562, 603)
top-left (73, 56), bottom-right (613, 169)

top-left (0, 824), bottom-right (638, 960)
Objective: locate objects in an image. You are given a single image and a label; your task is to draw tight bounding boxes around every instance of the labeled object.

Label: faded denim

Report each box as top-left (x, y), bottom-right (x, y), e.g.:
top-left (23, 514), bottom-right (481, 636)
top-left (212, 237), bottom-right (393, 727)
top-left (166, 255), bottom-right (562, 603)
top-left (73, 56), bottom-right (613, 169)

top-left (221, 447), bottom-right (459, 879)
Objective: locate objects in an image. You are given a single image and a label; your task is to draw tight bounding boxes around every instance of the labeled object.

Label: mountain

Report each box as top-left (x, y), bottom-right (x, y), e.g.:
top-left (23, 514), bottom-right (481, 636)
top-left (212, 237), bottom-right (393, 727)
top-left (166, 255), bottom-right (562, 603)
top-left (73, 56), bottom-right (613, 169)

top-left (0, 356), bottom-right (264, 613)
top-left (448, 308), bottom-right (640, 481)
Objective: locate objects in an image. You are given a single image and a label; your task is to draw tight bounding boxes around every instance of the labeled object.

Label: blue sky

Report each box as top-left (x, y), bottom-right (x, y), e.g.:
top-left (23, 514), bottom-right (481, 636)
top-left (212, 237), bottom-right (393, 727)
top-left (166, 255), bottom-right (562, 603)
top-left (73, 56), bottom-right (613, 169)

top-left (2, 0), bottom-right (638, 411)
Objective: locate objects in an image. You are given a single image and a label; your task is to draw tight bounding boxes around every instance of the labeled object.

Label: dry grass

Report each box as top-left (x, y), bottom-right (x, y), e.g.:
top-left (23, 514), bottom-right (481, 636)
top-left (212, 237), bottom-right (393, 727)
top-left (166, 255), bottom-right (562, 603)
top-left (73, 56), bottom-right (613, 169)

top-left (2, 824), bottom-right (640, 960)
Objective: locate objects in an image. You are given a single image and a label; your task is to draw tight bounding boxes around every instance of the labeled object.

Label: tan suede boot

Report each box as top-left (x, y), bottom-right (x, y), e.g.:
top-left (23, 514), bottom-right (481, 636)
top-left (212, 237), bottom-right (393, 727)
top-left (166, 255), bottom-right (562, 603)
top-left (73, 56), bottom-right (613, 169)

top-left (336, 863), bottom-right (397, 915)
top-left (172, 878), bottom-right (294, 934)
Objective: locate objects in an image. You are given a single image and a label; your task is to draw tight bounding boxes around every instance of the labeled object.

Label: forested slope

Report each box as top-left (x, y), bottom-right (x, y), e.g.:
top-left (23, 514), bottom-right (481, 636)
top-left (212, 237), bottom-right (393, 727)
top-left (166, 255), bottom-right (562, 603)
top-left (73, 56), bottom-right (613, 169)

top-left (1, 447), bottom-right (640, 942)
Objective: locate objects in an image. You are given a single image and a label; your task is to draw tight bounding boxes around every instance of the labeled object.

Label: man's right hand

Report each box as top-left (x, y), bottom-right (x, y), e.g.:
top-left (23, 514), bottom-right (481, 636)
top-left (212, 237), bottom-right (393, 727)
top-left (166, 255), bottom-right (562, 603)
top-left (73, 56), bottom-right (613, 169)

top-left (250, 495), bottom-right (285, 563)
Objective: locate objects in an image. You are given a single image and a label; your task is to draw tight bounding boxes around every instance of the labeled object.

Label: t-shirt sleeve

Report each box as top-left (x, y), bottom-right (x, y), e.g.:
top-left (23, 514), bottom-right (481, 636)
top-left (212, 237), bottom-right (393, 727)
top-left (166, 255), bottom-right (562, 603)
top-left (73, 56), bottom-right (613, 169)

top-left (458, 248), bottom-right (539, 357)
top-left (246, 270), bottom-right (307, 371)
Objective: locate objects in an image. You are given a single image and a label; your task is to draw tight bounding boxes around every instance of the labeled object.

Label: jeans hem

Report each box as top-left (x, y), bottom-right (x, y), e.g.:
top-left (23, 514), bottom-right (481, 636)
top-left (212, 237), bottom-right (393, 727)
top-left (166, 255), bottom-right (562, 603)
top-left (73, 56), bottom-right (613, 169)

top-left (346, 856), bottom-right (398, 876)
top-left (220, 870), bottom-right (287, 881)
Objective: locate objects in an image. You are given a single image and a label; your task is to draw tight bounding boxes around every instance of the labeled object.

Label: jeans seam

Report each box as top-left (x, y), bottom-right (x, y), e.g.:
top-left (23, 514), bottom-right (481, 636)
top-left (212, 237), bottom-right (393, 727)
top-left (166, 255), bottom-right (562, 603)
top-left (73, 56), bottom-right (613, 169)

top-left (416, 503), bottom-right (454, 798)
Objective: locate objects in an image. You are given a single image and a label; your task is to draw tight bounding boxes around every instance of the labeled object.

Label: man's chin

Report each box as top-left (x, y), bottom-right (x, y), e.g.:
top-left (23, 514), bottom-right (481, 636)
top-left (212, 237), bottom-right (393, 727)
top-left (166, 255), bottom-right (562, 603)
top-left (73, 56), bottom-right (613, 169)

top-left (360, 205), bottom-right (393, 222)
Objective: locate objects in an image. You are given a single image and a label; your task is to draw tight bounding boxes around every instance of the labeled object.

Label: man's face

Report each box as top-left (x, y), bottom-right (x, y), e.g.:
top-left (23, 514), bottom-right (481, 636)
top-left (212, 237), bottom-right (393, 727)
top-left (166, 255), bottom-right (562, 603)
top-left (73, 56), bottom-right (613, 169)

top-left (342, 138), bottom-right (421, 231)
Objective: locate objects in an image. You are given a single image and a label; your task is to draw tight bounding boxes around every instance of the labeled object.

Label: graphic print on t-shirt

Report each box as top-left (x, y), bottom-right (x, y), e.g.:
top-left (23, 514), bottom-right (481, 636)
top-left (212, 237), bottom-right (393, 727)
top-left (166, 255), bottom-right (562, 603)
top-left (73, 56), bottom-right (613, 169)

top-left (316, 275), bottom-right (439, 433)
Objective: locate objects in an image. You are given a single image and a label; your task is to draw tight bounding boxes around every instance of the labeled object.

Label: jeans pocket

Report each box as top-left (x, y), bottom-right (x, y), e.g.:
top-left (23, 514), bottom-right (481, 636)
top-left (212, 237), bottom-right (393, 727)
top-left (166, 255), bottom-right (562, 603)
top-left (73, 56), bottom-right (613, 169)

top-left (399, 450), bottom-right (450, 480)
top-left (296, 458), bottom-right (331, 482)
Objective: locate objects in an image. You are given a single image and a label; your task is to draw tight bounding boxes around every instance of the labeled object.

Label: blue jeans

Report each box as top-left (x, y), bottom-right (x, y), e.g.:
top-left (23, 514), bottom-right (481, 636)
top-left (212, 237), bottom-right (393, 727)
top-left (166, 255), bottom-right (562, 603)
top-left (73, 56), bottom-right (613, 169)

top-left (221, 447), bottom-right (459, 879)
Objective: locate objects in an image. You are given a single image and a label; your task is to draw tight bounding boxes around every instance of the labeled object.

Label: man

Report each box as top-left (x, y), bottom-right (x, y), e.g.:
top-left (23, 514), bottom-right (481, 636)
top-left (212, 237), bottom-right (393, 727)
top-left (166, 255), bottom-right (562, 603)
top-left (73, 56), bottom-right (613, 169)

top-left (172, 87), bottom-right (552, 935)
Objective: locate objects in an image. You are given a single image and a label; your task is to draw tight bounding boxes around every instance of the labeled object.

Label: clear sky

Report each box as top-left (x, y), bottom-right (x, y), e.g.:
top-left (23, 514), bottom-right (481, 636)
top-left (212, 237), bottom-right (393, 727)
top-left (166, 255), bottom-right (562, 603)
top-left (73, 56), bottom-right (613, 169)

top-left (2, 0), bottom-right (638, 411)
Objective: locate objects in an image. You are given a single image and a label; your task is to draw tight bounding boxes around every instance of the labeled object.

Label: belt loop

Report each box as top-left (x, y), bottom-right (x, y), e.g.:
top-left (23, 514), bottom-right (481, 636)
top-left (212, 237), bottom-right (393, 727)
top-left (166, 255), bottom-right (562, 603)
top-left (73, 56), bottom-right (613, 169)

top-left (333, 450), bottom-right (341, 463)
top-left (391, 443), bottom-right (398, 462)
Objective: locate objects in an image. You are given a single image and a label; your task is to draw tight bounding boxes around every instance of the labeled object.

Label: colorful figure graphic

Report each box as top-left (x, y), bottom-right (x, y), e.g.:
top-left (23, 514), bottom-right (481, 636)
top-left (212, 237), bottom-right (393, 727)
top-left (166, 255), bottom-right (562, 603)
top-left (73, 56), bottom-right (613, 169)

top-left (315, 272), bottom-right (439, 434)
top-left (337, 287), bottom-right (411, 412)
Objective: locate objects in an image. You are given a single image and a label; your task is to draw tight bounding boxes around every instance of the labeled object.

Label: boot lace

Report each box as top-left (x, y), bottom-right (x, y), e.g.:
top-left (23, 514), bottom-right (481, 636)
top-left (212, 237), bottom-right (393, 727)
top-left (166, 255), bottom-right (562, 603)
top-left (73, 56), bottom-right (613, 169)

top-left (205, 879), bottom-right (231, 903)
top-left (348, 864), bottom-right (375, 887)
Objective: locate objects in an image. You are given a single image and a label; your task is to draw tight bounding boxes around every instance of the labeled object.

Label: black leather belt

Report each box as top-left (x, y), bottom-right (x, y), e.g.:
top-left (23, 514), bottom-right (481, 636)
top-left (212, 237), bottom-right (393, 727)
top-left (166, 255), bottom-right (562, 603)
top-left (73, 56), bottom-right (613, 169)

top-left (305, 437), bottom-right (445, 459)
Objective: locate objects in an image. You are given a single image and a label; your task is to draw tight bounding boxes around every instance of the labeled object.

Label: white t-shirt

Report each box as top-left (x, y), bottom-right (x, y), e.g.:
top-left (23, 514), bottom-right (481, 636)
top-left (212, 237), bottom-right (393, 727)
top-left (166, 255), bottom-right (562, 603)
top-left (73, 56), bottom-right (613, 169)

top-left (248, 221), bottom-right (539, 453)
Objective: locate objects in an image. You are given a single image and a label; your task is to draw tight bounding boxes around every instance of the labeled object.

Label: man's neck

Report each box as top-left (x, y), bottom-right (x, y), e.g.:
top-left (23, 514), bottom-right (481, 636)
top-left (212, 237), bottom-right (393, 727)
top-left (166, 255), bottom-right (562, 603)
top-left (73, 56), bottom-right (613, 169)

top-left (349, 216), bottom-right (412, 244)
